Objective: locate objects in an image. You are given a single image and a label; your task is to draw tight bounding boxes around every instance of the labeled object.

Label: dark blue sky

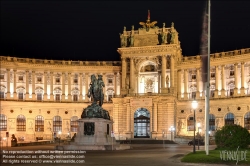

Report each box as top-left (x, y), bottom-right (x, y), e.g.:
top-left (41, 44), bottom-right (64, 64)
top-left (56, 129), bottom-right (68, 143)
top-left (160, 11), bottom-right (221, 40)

top-left (1, 1), bottom-right (250, 61)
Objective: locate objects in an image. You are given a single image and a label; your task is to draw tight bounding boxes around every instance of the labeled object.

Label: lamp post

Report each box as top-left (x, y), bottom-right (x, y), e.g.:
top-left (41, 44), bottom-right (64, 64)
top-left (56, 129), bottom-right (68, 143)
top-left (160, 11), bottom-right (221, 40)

top-left (58, 131), bottom-right (62, 145)
top-left (162, 130), bottom-right (165, 149)
top-left (192, 100), bottom-right (198, 153)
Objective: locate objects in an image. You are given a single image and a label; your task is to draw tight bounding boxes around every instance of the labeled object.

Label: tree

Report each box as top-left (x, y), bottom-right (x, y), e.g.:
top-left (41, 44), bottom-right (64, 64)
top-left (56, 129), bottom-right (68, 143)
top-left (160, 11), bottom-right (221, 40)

top-left (215, 124), bottom-right (250, 149)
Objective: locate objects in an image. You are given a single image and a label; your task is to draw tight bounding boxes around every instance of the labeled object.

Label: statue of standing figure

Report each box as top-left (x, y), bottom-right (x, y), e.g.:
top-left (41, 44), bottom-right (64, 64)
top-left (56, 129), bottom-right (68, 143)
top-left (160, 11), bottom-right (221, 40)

top-left (170, 30), bottom-right (175, 44)
top-left (161, 32), bottom-right (166, 45)
top-left (129, 33), bottom-right (134, 47)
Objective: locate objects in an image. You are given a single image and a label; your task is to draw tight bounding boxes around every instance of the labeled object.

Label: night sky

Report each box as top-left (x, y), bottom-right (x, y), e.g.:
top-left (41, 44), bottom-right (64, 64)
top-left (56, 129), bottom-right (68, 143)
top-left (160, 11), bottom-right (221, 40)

top-left (1, 1), bottom-right (250, 61)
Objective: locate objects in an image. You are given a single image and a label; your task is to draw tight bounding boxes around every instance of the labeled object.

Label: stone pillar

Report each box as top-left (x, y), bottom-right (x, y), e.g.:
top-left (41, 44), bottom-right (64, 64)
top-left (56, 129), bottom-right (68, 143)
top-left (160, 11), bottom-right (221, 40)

top-left (68, 73), bottom-right (71, 101)
top-left (161, 55), bottom-right (166, 91)
top-left (158, 71), bottom-right (161, 93)
top-left (129, 58), bottom-right (134, 93)
top-left (177, 69), bottom-right (182, 99)
top-left (184, 69), bottom-right (188, 99)
top-left (102, 73), bottom-right (107, 102)
top-left (240, 62), bottom-right (245, 96)
top-left (126, 103), bottom-right (131, 133)
top-left (25, 70), bottom-right (29, 100)
top-left (170, 55), bottom-right (174, 88)
top-left (135, 73), bottom-right (139, 94)
top-left (6, 69), bottom-right (11, 99)
top-left (50, 72), bottom-right (53, 101)
top-left (114, 72), bottom-right (117, 96)
top-left (121, 58), bottom-right (127, 94)
top-left (234, 63), bottom-right (238, 96)
top-left (214, 66), bottom-right (219, 98)
top-left (79, 73), bottom-right (83, 101)
top-left (44, 71), bottom-right (48, 101)
top-left (61, 72), bottom-right (65, 101)
top-left (85, 73), bottom-right (89, 102)
top-left (32, 71), bottom-right (36, 100)
top-left (13, 70), bottom-right (17, 99)
top-left (221, 65), bottom-right (226, 97)
top-left (153, 102), bottom-right (158, 133)
top-left (196, 68), bottom-right (200, 98)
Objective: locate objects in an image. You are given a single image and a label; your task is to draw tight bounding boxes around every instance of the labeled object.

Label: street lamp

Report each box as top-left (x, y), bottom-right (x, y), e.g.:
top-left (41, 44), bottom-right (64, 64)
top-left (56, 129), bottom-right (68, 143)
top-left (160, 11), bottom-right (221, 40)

top-left (58, 131), bottom-right (62, 145)
top-left (169, 126), bottom-right (175, 141)
top-left (162, 130), bottom-right (165, 149)
top-left (191, 100), bottom-right (198, 153)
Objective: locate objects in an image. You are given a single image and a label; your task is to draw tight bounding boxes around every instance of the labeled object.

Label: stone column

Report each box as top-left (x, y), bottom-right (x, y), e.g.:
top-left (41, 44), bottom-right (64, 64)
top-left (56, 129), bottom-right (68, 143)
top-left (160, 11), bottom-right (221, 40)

top-left (121, 58), bottom-right (127, 93)
top-left (240, 62), bottom-right (245, 96)
top-left (6, 69), bottom-right (11, 99)
top-left (158, 71), bottom-right (161, 93)
top-left (85, 73), bottom-right (89, 102)
top-left (177, 69), bottom-right (182, 99)
top-left (32, 71), bottom-right (36, 100)
top-left (153, 102), bottom-right (158, 132)
top-left (25, 70), bottom-right (29, 100)
top-left (184, 69), bottom-right (188, 99)
top-left (196, 68), bottom-right (200, 99)
top-left (126, 103), bottom-right (131, 133)
top-left (68, 73), bottom-right (71, 101)
top-left (129, 58), bottom-right (134, 93)
top-left (170, 55), bottom-right (175, 88)
top-left (44, 71), bottom-right (48, 101)
top-left (114, 72), bottom-right (117, 96)
top-left (61, 72), bottom-right (66, 101)
top-left (234, 63), bottom-right (238, 96)
top-left (13, 70), bottom-right (17, 99)
top-left (214, 66), bottom-right (219, 98)
top-left (79, 73), bottom-right (83, 101)
top-left (221, 65), bottom-right (226, 97)
top-left (161, 55), bottom-right (166, 91)
top-left (50, 72), bottom-right (53, 101)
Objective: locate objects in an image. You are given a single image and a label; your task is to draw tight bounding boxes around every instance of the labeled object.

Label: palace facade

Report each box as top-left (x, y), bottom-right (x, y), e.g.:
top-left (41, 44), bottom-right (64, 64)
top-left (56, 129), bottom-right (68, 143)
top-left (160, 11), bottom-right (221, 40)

top-left (1, 18), bottom-right (250, 144)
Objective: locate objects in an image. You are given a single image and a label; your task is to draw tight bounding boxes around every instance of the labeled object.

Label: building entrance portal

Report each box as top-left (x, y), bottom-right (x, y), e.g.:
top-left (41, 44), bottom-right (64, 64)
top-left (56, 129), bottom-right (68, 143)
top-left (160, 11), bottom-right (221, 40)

top-left (134, 108), bottom-right (150, 138)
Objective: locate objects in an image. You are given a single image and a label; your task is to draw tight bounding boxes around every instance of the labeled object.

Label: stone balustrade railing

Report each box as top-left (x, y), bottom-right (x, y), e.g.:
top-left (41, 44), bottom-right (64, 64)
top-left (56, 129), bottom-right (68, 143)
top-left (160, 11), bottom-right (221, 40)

top-left (0, 56), bottom-right (121, 66)
top-left (181, 48), bottom-right (250, 62)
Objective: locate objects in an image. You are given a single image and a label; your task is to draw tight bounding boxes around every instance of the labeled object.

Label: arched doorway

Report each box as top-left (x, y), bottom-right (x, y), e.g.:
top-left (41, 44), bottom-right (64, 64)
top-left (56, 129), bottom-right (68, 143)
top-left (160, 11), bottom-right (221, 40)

top-left (134, 108), bottom-right (150, 138)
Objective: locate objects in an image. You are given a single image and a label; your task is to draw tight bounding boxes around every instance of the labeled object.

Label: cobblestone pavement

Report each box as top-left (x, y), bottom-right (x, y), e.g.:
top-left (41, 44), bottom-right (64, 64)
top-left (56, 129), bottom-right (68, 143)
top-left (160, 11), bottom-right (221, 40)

top-left (0, 144), bottom-right (242, 166)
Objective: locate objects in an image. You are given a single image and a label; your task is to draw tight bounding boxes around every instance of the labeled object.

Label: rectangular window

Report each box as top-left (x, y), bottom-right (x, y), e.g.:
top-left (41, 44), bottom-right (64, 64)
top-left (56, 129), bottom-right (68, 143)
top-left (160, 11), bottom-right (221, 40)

top-left (211, 90), bottom-right (215, 97)
top-left (191, 92), bottom-right (196, 99)
top-left (19, 76), bottom-right (23, 81)
top-left (37, 77), bottom-right (42, 82)
top-left (74, 78), bottom-right (78, 84)
top-left (0, 92), bottom-right (4, 99)
top-left (191, 75), bottom-right (196, 80)
top-left (0, 74), bottom-right (4, 80)
top-left (55, 94), bottom-right (60, 101)
top-left (230, 71), bottom-right (234, 76)
top-left (230, 89), bottom-right (234, 96)
top-left (37, 93), bottom-right (42, 101)
top-left (18, 93), bottom-right (23, 100)
top-left (211, 72), bottom-right (215, 78)
top-left (55, 78), bottom-right (60, 83)
top-left (108, 79), bottom-right (112, 84)
top-left (73, 95), bottom-right (78, 101)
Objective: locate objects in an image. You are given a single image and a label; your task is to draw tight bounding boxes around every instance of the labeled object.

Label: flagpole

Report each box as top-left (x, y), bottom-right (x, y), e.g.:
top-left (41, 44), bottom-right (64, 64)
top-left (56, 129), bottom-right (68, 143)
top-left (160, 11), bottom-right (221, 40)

top-left (205, 0), bottom-right (211, 155)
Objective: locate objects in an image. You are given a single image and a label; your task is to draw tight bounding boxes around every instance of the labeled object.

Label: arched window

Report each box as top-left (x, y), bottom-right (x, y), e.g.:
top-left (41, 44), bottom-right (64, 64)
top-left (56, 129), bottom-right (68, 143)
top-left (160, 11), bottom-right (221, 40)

top-left (72, 87), bottom-right (79, 102)
top-left (35, 115), bottom-right (44, 132)
top-left (16, 86), bottom-right (25, 100)
top-left (209, 114), bottom-right (215, 131)
top-left (35, 87), bottom-right (43, 101)
top-left (189, 85), bottom-right (196, 99)
top-left (17, 115), bottom-right (26, 131)
top-left (53, 116), bottom-right (62, 132)
top-left (0, 114), bottom-right (7, 131)
top-left (53, 87), bottom-right (62, 101)
top-left (187, 115), bottom-right (194, 131)
top-left (244, 112), bottom-right (250, 130)
top-left (225, 113), bottom-right (234, 125)
top-left (70, 116), bottom-right (79, 132)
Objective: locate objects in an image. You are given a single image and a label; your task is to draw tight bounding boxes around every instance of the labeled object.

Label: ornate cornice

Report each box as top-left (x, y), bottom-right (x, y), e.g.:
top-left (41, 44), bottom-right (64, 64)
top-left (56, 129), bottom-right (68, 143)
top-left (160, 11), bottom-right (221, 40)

top-left (117, 44), bottom-right (180, 56)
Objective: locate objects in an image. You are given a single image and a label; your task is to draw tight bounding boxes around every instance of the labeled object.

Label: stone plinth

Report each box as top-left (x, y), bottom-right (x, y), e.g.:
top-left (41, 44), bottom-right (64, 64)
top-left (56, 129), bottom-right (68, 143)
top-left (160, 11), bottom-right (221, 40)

top-left (62, 118), bottom-right (130, 150)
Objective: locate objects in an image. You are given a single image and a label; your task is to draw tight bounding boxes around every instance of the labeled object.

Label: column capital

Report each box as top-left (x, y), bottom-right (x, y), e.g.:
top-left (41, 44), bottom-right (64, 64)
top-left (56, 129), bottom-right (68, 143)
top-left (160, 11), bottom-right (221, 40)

top-left (79, 73), bottom-right (83, 76)
top-left (68, 72), bottom-right (71, 75)
top-left (234, 63), bottom-right (238, 66)
top-left (221, 64), bottom-right (225, 68)
top-left (32, 71), bottom-right (35, 73)
top-left (6, 68), bottom-right (10, 71)
top-left (85, 73), bottom-right (89, 76)
top-left (44, 71), bottom-right (47, 74)
top-left (62, 72), bottom-right (65, 75)
top-left (114, 72), bottom-right (117, 75)
top-left (50, 71), bottom-right (53, 74)
top-left (121, 57), bottom-right (127, 61)
top-left (241, 62), bottom-right (245, 65)
top-left (13, 69), bottom-right (17, 72)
